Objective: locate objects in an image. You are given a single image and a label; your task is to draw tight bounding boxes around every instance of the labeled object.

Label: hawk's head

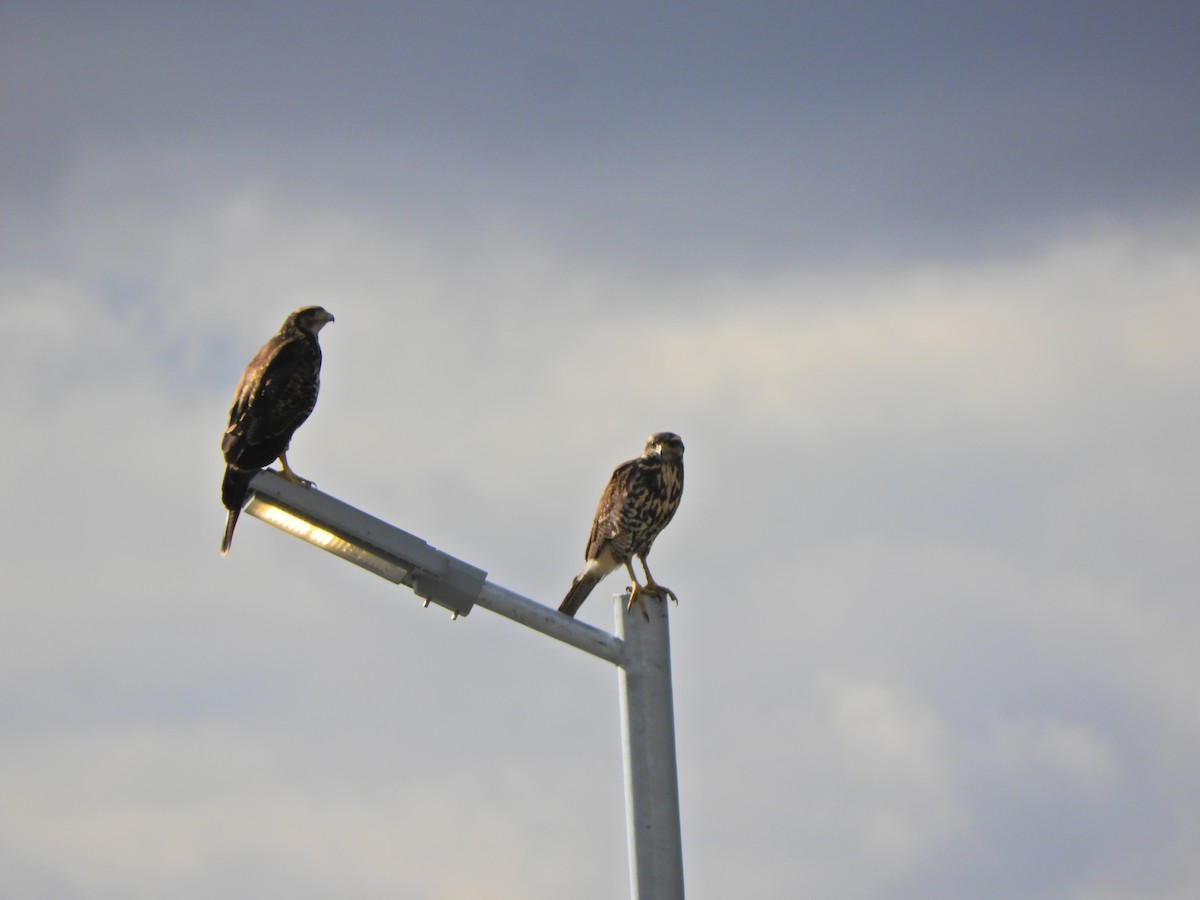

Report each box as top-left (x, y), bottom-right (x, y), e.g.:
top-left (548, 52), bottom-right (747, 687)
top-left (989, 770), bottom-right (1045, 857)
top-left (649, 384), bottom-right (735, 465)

top-left (285, 305), bottom-right (335, 336)
top-left (644, 432), bottom-right (684, 461)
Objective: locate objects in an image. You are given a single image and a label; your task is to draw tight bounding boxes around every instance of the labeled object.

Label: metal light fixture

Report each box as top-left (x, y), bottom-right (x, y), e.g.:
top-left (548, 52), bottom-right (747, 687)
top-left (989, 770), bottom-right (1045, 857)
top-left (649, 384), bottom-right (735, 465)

top-left (243, 469), bottom-right (485, 618)
top-left (238, 467), bottom-right (683, 899)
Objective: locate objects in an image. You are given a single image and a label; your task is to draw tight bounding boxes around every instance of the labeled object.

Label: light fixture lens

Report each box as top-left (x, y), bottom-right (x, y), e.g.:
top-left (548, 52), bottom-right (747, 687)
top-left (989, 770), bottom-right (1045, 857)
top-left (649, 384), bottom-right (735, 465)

top-left (244, 495), bottom-right (413, 584)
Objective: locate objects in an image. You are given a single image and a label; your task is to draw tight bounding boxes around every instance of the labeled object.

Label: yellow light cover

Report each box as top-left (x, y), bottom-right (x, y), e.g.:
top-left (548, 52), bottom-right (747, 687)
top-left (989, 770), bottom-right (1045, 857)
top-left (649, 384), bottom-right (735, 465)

top-left (243, 495), bottom-right (412, 584)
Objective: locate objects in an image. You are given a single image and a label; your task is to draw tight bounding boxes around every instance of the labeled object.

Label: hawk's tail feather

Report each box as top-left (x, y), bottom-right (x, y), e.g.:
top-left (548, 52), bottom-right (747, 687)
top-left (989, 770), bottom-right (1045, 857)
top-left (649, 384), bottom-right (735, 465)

top-left (559, 571), bottom-right (602, 617)
top-left (220, 466), bottom-right (256, 556)
top-left (220, 508), bottom-right (240, 556)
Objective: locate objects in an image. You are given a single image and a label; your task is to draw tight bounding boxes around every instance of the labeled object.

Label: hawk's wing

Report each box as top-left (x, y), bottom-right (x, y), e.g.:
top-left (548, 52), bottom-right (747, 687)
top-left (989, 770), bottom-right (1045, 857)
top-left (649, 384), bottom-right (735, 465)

top-left (584, 457), bottom-right (640, 561)
top-left (223, 337), bottom-right (321, 464)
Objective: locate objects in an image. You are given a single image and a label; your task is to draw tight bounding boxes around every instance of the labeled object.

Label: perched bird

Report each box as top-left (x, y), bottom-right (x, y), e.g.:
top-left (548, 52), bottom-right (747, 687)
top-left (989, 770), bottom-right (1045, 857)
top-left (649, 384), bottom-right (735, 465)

top-left (560, 432), bottom-right (685, 618)
top-left (219, 305), bottom-right (334, 555)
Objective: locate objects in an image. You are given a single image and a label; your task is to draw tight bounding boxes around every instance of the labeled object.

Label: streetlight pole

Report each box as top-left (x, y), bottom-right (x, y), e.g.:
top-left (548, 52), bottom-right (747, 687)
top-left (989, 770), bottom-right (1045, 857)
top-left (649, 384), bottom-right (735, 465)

top-left (240, 470), bottom-right (685, 900)
top-left (616, 594), bottom-right (686, 900)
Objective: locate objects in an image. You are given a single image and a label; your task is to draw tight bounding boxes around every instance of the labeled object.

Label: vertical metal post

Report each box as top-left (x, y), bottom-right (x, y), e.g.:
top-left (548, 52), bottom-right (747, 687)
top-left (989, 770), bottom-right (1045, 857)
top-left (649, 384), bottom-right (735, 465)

top-left (616, 593), bottom-right (685, 900)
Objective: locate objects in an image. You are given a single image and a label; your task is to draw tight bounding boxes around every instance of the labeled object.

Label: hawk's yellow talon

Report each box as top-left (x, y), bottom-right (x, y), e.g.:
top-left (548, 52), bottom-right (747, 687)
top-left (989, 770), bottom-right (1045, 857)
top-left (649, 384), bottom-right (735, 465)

top-left (278, 452), bottom-right (314, 487)
top-left (647, 582), bottom-right (679, 606)
top-left (626, 584), bottom-right (651, 620)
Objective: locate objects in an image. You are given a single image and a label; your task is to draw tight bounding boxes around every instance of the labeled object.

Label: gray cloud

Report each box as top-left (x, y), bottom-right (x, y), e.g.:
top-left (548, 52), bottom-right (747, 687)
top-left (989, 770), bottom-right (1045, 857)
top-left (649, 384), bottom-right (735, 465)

top-left (3, 5), bottom-right (1199, 898)
top-left (4, 3), bottom-right (1198, 272)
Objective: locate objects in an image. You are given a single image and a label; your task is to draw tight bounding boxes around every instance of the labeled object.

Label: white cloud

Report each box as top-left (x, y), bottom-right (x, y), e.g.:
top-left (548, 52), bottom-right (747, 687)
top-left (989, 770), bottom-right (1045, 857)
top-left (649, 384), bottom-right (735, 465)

top-left (983, 718), bottom-right (1120, 801)
top-left (3, 189), bottom-right (1200, 899)
top-left (0, 725), bottom-right (602, 900)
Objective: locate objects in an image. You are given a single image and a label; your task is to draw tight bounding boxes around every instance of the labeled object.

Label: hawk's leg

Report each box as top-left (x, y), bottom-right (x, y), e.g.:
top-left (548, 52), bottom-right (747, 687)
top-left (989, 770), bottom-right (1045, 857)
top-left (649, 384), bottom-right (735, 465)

top-left (623, 561), bottom-right (651, 620)
top-left (277, 451), bottom-right (314, 488)
top-left (639, 556), bottom-right (678, 605)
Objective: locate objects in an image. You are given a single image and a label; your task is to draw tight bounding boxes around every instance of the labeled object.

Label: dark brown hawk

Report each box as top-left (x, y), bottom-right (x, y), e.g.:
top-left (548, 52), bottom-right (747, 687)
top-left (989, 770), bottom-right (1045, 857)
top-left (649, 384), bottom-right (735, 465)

top-left (219, 305), bottom-right (334, 555)
top-left (559, 432), bottom-right (685, 618)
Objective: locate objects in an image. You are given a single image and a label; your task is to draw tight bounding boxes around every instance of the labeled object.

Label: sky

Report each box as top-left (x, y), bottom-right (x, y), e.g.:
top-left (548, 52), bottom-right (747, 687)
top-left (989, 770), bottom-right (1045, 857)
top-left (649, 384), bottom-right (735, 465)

top-left (2, 2), bottom-right (1199, 897)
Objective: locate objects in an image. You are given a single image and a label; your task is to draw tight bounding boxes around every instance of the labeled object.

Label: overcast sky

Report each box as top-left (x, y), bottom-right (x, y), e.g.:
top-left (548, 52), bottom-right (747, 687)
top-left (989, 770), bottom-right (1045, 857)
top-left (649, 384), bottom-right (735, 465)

top-left (3, 3), bottom-right (1199, 898)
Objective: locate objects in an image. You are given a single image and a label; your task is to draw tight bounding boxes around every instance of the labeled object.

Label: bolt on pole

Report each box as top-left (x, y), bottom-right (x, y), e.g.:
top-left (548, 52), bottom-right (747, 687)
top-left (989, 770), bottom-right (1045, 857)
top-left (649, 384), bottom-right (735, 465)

top-left (616, 593), bottom-right (686, 900)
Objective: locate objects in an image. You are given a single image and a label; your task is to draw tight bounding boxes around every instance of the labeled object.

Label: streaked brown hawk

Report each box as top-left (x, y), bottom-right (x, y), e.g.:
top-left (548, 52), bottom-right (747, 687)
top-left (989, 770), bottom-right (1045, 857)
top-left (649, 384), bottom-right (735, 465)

top-left (219, 305), bottom-right (334, 555)
top-left (559, 432), bottom-right (685, 617)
